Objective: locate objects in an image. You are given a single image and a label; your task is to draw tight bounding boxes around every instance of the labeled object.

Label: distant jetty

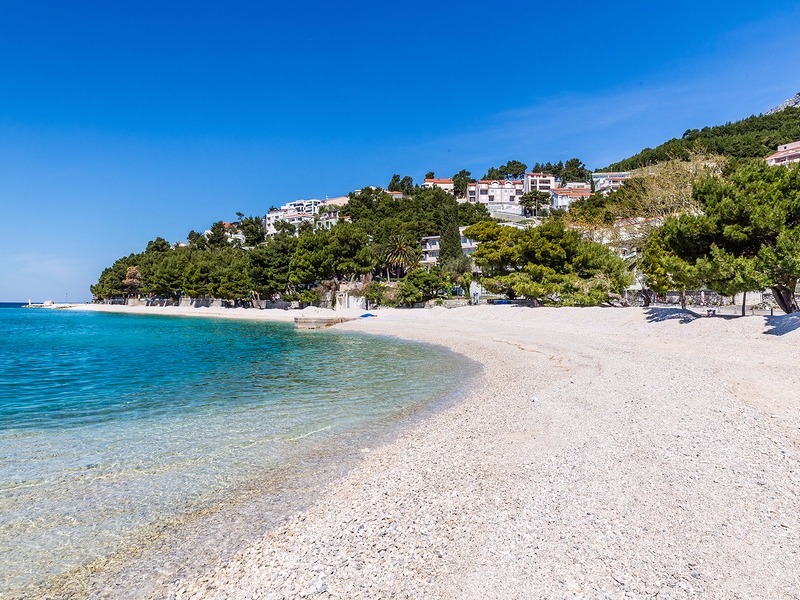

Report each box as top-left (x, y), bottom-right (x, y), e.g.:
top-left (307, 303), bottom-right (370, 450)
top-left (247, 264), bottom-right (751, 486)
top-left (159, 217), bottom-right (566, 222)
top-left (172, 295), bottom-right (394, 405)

top-left (23, 300), bottom-right (75, 309)
top-left (293, 315), bottom-right (355, 329)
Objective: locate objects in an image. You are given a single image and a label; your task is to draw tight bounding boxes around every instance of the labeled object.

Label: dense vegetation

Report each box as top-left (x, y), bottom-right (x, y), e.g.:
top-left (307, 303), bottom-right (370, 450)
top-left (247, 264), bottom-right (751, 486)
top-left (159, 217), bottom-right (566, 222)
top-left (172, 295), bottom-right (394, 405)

top-left (464, 219), bottom-right (631, 306)
top-left (603, 107), bottom-right (800, 171)
top-left (91, 187), bottom-right (489, 307)
top-left (640, 162), bottom-right (800, 313)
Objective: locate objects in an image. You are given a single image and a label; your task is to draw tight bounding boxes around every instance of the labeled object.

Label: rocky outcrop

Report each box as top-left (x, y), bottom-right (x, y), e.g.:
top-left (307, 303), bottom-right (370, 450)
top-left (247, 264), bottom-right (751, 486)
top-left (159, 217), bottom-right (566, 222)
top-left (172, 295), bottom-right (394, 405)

top-left (766, 92), bottom-right (800, 115)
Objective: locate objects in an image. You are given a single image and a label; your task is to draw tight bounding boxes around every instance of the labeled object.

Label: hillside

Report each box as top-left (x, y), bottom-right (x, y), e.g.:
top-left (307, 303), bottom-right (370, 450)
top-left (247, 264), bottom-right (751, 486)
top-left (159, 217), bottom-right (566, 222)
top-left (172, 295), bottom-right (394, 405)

top-left (602, 105), bottom-right (800, 171)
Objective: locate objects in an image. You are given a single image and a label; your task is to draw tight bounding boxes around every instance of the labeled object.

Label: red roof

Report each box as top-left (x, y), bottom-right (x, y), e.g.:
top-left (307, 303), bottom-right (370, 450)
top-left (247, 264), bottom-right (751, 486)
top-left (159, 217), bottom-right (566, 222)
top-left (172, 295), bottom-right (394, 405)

top-left (767, 148), bottom-right (800, 162)
top-left (552, 187), bottom-right (591, 197)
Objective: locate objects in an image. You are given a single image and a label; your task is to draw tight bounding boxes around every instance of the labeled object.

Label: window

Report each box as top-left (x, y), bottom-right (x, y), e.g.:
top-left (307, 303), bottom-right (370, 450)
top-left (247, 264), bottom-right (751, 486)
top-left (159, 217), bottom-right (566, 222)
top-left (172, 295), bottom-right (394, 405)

top-left (479, 189), bottom-right (488, 195)
top-left (488, 195), bottom-right (494, 201)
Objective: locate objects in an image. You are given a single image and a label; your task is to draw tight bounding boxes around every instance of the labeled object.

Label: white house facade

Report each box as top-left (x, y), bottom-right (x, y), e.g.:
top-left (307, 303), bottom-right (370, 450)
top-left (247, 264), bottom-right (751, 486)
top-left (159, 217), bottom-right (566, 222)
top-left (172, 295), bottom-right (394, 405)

top-left (550, 186), bottom-right (591, 210)
top-left (466, 179), bottom-right (525, 216)
top-left (523, 172), bottom-right (557, 193)
top-left (592, 171), bottom-right (631, 195)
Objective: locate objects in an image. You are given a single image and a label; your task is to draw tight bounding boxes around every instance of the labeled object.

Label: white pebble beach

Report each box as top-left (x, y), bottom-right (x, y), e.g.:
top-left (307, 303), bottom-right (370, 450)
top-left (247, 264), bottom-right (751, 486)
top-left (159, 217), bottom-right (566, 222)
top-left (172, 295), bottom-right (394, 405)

top-left (66, 303), bottom-right (800, 598)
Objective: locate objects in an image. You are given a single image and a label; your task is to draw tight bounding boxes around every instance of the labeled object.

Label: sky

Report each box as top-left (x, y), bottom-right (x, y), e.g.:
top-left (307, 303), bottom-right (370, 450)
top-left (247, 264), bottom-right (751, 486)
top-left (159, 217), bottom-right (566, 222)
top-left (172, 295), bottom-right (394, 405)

top-left (1, 1), bottom-right (800, 301)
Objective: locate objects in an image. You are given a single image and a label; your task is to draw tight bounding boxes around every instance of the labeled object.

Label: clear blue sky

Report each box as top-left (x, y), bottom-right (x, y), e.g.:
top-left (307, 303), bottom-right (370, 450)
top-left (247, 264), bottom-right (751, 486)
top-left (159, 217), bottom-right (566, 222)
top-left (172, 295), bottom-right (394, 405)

top-left (2, 1), bottom-right (800, 301)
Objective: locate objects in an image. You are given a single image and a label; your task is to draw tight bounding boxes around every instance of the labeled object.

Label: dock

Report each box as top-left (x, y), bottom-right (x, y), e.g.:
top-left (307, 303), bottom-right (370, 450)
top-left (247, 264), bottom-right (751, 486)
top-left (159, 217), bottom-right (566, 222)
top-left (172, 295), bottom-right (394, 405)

top-left (293, 316), bottom-right (355, 330)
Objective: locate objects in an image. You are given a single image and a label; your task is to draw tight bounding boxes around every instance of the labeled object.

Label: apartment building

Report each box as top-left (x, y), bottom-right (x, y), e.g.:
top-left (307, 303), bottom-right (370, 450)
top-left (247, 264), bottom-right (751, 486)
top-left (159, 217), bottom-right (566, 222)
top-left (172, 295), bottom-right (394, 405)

top-left (523, 172), bottom-right (558, 193)
top-left (766, 141), bottom-right (800, 166)
top-left (591, 171), bottom-right (631, 195)
top-left (263, 199), bottom-right (322, 235)
top-left (466, 179), bottom-right (526, 215)
top-left (420, 227), bottom-right (479, 266)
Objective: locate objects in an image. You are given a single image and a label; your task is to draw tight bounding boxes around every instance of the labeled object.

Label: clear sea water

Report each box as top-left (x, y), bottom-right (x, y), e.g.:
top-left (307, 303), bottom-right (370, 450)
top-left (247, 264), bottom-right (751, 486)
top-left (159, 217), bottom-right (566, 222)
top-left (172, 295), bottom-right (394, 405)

top-left (0, 304), bottom-right (472, 597)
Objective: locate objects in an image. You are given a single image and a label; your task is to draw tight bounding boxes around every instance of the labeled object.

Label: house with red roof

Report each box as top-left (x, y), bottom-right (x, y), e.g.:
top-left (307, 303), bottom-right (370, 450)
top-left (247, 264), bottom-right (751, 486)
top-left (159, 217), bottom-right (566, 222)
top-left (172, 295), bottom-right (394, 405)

top-left (423, 178), bottom-right (455, 193)
top-left (766, 141), bottom-right (800, 166)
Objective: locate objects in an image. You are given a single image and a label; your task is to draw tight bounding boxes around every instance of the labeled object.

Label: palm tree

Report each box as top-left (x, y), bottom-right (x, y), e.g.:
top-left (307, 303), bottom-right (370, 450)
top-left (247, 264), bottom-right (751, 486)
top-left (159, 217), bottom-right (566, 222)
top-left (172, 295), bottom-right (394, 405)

top-left (384, 235), bottom-right (419, 282)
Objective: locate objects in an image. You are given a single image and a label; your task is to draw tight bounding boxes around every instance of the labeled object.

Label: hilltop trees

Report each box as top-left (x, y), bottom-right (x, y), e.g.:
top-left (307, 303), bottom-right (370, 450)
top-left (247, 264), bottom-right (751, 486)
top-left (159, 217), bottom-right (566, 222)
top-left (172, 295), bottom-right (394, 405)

top-left (529, 158), bottom-right (591, 183)
top-left (239, 215), bottom-right (267, 246)
top-left (604, 107), bottom-right (800, 171)
top-left (452, 169), bottom-right (473, 198)
top-left (205, 222), bottom-right (229, 249)
top-left (388, 174), bottom-right (415, 195)
top-left (484, 160), bottom-right (527, 180)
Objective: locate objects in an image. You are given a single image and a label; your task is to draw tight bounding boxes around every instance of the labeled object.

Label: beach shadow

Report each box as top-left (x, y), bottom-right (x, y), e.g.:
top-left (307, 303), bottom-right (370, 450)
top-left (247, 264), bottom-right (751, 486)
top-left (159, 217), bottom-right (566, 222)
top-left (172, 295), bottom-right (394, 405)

top-left (763, 314), bottom-right (800, 336)
top-left (644, 307), bottom-right (704, 324)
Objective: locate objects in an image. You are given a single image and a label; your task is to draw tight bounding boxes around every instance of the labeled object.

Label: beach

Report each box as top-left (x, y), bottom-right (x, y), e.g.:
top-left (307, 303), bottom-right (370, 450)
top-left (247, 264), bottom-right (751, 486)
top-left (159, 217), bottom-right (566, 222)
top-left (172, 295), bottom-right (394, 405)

top-left (67, 303), bottom-right (800, 598)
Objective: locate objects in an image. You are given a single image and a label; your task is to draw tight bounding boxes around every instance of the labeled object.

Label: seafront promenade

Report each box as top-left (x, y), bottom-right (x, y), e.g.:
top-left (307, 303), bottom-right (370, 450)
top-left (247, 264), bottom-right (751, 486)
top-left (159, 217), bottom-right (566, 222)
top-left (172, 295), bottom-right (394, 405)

top-left (67, 304), bottom-right (800, 598)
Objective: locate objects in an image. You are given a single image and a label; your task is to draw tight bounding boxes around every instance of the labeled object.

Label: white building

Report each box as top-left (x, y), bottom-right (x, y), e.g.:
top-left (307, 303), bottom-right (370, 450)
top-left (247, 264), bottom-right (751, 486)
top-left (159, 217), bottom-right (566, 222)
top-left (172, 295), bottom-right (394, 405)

top-left (466, 179), bottom-right (525, 215)
top-left (592, 171), bottom-right (631, 195)
top-left (423, 178), bottom-right (455, 193)
top-left (420, 227), bottom-right (479, 267)
top-left (550, 186), bottom-right (591, 210)
top-left (263, 199), bottom-right (323, 235)
top-left (766, 141), bottom-right (800, 166)
top-left (420, 236), bottom-right (440, 266)
top-left (317, 208), bottom-right (343, 230)
top-left (523, 172), bottom-right (558, 193)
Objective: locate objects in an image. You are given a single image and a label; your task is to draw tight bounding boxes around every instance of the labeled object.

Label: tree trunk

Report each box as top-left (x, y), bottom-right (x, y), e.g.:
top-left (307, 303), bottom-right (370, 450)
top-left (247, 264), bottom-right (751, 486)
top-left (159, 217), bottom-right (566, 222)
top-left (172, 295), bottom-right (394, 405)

top-left (680, 290), bottom-right (686, 310)
top-left (771, 284), bottom-right (798, 314)
top-left (741, 290), bottom-right (747, 317)
top-left (641, 289), bottom-right (652, 307)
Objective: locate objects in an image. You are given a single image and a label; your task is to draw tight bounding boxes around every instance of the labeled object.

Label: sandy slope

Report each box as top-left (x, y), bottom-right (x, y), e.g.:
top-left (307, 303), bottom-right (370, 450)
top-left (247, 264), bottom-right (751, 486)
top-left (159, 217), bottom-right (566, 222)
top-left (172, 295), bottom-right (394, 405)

top-left (74, 304), bottom-right (800, 598)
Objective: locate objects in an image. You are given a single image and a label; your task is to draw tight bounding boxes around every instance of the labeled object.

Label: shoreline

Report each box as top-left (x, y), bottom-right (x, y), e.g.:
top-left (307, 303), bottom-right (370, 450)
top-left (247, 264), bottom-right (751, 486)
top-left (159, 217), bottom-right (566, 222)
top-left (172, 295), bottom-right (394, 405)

top-left (64, 304), bottom-right (800, 597)
top-left (33, 303), bottom-right (474, 599)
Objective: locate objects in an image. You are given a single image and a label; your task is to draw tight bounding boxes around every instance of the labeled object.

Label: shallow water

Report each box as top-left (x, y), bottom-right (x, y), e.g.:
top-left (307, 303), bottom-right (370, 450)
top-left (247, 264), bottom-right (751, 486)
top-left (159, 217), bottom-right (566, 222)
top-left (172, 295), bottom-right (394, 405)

top-left (0, 307), bottom-right (472, 597)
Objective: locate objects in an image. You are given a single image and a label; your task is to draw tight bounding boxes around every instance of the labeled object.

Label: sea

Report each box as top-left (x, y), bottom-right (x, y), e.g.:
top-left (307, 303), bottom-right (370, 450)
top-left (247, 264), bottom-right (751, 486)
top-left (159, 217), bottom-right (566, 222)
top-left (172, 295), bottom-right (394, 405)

top-left (0, 303), bottom-right (473, 597)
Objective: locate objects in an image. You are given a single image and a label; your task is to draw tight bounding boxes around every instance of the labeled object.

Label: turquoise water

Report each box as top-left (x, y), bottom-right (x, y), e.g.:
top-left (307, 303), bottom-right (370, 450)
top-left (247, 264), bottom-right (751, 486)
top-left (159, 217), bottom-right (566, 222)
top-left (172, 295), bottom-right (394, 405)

top-left (0, 305), bottom-right (471, 596)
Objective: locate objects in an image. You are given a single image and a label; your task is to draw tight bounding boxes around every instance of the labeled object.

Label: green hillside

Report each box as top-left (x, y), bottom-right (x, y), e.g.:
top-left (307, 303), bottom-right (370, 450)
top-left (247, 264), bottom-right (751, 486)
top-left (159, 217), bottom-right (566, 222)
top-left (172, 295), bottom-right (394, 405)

top-left (602, 106), bottom-right (800, 171)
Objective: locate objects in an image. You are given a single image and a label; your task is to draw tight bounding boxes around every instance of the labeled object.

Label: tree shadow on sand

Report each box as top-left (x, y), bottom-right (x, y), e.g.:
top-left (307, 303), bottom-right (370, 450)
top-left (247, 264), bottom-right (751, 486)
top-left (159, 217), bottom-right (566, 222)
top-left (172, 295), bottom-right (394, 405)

top-left (644, 307), bottom-right (703, 324)
top-left (644, 307), bottom-right (741, 324)
top-left (763, 314), bottom-right (800, 336)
